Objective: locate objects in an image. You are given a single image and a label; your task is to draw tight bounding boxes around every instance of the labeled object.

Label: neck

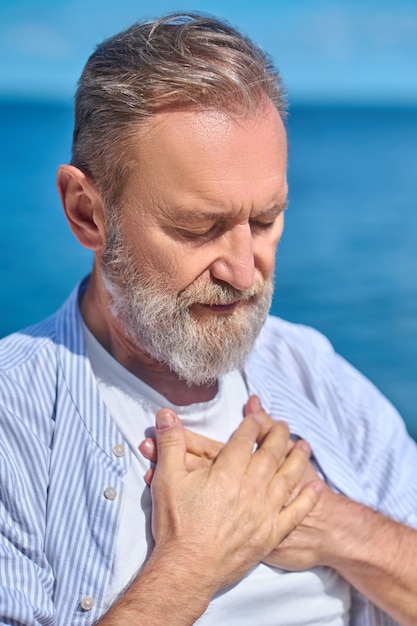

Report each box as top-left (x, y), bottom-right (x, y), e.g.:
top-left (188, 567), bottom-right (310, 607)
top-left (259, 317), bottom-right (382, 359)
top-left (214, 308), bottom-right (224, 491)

top-left (80, 272), bottom-right (218, 406)
top-left (112, 354), bottom-right (219, 405)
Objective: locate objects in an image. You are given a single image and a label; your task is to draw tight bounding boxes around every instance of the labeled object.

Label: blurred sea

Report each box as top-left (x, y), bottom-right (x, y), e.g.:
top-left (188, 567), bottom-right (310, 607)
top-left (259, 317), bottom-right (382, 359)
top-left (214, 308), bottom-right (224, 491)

top-left (1, 100), bottom-right (416, 438)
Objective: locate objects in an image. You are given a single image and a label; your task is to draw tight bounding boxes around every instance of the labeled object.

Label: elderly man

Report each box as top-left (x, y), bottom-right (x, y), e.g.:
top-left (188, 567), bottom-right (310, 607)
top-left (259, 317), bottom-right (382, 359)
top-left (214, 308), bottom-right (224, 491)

top-left (1, 12), bottom-right (417, 626)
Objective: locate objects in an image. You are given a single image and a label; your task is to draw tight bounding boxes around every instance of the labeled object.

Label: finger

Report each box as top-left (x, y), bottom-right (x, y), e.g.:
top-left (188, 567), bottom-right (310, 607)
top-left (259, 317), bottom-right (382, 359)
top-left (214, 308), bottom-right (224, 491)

top-left (144, 467), bottom-right (154, 486)
top-left (184, 429), bottom-right (223, 461)
top-left (140, 437), bottom-right (216, 472)
top-left (141, 426), bottom-right (223, 462)
top-left (271, 481), bottom-right (323, 543)
top-left (244, 394), bottom-right (263, 415)
top-left (244, 397), bottom-right (276, 445)
top-left (139, 437), bottom-right (157, 462)
top-left (139, 430), bottom-right (222, 471)
top-left (284, 457), bottom-right (319, 506)
top-left (213, 414), bottom-right (262, 475)
top-left (244, 397), bottom-right (296, 456)
top-left (152, 409), bottom-right (187, 479)
top-left (268, 440), bottom-right (312, 509)
top-left (246, 419), bottom-right (290, 483)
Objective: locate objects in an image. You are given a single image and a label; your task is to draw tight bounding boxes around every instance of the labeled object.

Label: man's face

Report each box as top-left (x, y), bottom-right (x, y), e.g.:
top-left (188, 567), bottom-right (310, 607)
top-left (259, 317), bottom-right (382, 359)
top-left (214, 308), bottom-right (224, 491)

top-left (101, 101), bottom-right (288, 385)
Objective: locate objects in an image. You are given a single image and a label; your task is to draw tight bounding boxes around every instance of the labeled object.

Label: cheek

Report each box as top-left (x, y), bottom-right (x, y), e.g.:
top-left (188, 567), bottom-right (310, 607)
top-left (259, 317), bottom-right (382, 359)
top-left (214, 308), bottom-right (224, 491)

top-left (128, 228), bottom-right (178, 279)
top-left (255, 221), bottom-right (284, 276)
top-left (141, 240), bottom-right (210, 290)
top-left (254, 243), bottom-right (277, 278)
top-left (126, 221), bottom-right (213, 289)
top-left (170, 249), bottom-right (215, 289)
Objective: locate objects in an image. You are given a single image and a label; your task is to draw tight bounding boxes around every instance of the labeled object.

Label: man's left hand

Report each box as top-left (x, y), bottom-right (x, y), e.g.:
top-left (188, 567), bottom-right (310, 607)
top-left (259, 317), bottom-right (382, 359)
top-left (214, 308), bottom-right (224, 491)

top-left (140, 398), bottom-right (417, 626)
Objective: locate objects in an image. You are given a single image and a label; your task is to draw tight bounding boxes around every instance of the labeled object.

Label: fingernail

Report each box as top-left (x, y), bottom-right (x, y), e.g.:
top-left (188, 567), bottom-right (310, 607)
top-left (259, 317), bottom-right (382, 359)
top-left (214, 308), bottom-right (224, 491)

top-left (156, 410), bottom-right (175, 431)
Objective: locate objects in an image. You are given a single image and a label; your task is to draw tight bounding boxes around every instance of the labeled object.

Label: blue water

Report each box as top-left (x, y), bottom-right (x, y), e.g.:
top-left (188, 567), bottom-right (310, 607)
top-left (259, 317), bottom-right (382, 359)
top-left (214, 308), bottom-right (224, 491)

top-left (1, 100), bottom-right (416, 437)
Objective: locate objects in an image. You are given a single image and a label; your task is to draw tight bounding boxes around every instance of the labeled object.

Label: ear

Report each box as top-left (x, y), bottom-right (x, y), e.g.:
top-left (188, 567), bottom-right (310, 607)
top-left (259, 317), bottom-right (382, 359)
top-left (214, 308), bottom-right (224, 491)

top-left (57, 164), bottom-right (106, 251)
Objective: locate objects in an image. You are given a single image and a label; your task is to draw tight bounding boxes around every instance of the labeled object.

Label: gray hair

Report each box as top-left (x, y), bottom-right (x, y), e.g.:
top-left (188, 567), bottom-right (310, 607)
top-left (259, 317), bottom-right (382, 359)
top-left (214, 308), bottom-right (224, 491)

top-left (71, 12), bottom-right (287, 207)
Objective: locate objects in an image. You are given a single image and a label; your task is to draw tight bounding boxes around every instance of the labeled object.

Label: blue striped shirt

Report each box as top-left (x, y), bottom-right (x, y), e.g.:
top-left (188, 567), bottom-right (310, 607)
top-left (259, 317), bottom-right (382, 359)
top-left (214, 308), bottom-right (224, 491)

top-left (1, 278), bottom-right (416, 625)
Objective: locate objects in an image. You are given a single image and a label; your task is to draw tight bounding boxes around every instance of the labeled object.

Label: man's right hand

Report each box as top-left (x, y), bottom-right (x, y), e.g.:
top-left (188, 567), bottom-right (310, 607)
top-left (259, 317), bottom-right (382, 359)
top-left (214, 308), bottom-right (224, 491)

top-left (100, 403), bottom-right (321, 625)
top-left (148, 405), bottom-right (322, 595)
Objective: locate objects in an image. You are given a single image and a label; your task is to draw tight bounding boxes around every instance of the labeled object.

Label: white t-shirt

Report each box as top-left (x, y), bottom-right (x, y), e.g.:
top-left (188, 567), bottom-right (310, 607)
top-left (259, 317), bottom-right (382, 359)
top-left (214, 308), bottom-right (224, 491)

top-left (83, 323), bottom-right (351, 624)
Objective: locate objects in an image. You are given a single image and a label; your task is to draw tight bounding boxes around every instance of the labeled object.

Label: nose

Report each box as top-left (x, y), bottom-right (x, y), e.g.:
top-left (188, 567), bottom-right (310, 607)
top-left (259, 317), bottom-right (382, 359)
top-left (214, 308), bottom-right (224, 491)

top-left (209, 224), bottom-right (255, 291)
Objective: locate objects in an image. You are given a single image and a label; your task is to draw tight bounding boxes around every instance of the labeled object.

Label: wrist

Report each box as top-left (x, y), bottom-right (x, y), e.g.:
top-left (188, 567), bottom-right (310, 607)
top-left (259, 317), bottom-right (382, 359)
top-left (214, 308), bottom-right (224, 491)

top-left (308, 489), bottom-right (362, 569)
top-left (99, 545), bottom-right (213, 626)
top-left (317, 492), bottom-right (385, 573)
top-left (143, 544), bottom-right (214, 622)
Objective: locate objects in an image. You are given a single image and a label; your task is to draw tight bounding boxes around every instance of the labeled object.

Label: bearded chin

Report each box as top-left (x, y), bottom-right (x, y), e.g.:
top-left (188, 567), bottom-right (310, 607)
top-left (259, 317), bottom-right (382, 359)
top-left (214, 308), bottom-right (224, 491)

top-left (101, 226), bottom-right (273, 385)
top-left (103, 269), bottom-right (273, 386)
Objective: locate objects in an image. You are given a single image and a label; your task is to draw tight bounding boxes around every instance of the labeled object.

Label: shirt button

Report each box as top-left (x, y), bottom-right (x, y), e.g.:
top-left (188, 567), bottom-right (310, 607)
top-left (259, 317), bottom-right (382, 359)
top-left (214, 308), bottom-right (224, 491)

top-left (113, 444), bottom-right (126, 457)
top-left (80, 596), bottom-right (95, 611)
top-left (103, 486), bottom-right (117, 500)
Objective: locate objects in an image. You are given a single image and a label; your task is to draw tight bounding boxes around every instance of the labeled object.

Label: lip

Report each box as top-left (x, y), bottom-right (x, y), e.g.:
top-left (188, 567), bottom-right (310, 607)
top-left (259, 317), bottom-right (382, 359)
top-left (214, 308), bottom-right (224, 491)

top-left (199, 301), bottom-right (240, 314)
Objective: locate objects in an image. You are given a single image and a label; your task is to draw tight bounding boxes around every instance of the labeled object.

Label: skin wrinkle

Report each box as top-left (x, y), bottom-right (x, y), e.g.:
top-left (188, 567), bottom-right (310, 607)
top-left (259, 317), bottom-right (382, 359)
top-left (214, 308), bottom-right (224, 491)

top-left (76, 102), bottom-right (285, 403)
top-left (160, 202), bottom-right (287, 233)
top-left (53, 16), bottom-right (417, 625)
top-left (117, 106), bottom-right (285, 277)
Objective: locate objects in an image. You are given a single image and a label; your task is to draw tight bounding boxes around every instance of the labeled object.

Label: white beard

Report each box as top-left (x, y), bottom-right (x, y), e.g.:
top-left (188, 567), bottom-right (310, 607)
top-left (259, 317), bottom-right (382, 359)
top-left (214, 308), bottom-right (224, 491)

top-left (101, 221), bottom-right (273, 386)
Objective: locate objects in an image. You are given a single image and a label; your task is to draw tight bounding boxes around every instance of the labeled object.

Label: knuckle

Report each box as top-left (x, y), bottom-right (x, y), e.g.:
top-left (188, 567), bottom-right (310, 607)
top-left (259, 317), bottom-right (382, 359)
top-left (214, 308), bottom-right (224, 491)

top-left (256, 444), bottom-right (282, 467)
top-left (242, 413), bottom-right (263, 434)
top-left (231, 430), bottom-right (257, 450)
top-left (273, 420), bottom-right (290, 437)
top-left (157, 429), bottom-right (181, 448)
top-left (208, 440), bottom-right (223, 458)
top-left (284, 505), bottom-right (305, 531)
top-left (277, 471), bottom-right (298, 498)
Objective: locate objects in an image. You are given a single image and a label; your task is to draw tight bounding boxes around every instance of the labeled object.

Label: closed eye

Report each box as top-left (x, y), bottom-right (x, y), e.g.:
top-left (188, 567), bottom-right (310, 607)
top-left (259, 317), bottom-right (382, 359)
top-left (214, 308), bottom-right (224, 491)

top-left (250, 220), bottom-right (276, 231)
top-left (174, 222), bottom-right (224, 242)
top-left (250, 202), bottom-right (287, 233)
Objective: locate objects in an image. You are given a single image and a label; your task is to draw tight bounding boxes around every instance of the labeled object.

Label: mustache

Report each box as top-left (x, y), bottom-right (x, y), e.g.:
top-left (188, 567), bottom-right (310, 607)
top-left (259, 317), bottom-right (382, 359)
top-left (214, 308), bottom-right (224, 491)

top-left (177, 275), bottom-right (266, 308)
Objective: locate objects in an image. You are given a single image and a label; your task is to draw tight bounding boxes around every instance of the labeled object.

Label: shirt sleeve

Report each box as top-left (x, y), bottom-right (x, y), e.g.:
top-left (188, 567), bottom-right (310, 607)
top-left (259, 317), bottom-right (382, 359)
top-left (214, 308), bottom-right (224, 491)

top-left (0, 406), bottom-right (57, 625)
top-left (326, 346), bottom-right (417, 527)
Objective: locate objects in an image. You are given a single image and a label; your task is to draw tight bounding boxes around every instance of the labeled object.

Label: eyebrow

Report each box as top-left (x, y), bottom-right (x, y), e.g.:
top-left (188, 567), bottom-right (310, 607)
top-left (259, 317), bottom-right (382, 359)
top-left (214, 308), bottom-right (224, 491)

top-left (170, 200), bottom-right (288, 226)
top-left (256, 201), bottom-right (288, 219)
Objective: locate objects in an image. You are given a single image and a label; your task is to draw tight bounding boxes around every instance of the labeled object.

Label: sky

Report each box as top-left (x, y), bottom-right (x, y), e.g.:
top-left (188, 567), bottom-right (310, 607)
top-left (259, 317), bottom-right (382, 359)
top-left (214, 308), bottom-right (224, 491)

top-left (1, 0), bottom-right (417, 104)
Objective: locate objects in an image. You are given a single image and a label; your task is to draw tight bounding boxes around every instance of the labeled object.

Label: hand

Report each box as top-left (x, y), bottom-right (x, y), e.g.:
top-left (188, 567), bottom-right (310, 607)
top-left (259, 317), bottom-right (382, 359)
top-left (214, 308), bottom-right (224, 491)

top-left (262, 464), bottom-right (333, 571)
top-left (139, 395), bottom-right (293, 484)
top-left (140, 396), bottom-right (329, 573)
top-left (147, 402), bottom-right (322, 594)
top-left (140, 420), bottom-right (223, 486)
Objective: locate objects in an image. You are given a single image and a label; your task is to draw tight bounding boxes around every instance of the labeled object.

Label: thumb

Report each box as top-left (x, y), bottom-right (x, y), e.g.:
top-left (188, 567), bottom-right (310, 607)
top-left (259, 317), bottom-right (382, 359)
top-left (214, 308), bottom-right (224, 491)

top-left (153, 409), bottom-right (187, 476)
